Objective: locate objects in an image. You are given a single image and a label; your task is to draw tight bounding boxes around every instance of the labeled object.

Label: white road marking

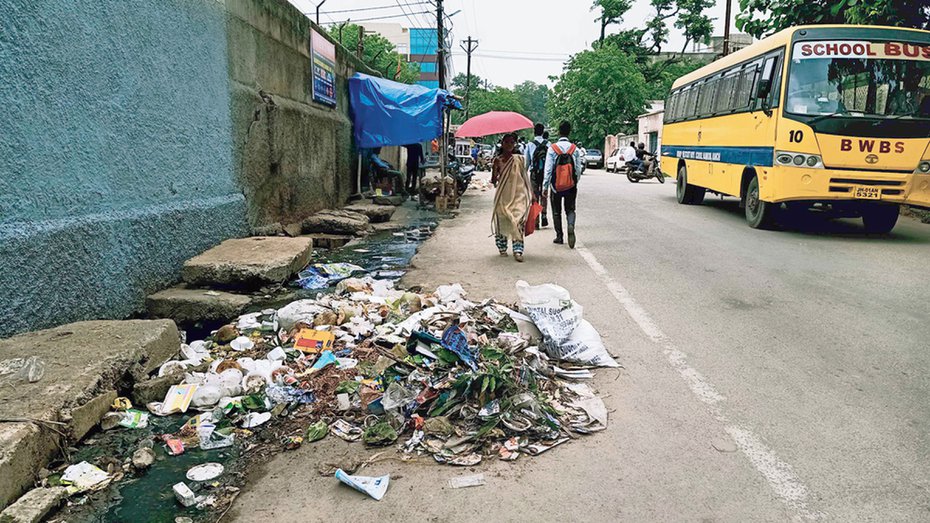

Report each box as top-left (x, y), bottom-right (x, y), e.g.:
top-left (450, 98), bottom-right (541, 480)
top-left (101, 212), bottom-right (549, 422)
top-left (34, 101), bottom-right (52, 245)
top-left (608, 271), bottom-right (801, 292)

top-left (575, 242), bottom-right (820, 519)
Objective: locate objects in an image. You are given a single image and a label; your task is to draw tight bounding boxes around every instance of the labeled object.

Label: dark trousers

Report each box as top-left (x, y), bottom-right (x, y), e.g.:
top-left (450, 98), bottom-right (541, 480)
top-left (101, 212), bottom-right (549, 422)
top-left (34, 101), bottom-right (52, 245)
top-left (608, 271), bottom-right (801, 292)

top-left (406, 164), bottom-right (419, 193)
top-left (550, 186), bottom-right (577, 239)
top-left (531, 171), bottom-right (548, 218)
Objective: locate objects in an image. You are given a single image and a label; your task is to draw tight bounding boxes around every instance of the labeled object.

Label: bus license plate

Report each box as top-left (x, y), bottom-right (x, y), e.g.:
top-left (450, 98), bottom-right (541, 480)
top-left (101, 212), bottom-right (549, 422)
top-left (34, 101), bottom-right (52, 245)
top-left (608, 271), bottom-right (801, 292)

top-left (852, 186), bottom-right (881, 200)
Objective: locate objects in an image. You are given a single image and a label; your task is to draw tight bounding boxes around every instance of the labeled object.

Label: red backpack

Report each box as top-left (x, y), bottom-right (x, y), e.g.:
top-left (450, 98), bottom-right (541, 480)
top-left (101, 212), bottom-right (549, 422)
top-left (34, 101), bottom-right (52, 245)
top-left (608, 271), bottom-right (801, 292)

top-left (551, 143), bottom-right (577, 192)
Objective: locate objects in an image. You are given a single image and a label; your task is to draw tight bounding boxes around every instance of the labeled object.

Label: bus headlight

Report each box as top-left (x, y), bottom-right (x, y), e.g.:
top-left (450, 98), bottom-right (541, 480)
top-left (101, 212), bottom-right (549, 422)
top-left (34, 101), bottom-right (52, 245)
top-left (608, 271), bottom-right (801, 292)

top-left (917, 161), bottom-right (930, 174)
top-left (776, 151), bottom-right (823, 168)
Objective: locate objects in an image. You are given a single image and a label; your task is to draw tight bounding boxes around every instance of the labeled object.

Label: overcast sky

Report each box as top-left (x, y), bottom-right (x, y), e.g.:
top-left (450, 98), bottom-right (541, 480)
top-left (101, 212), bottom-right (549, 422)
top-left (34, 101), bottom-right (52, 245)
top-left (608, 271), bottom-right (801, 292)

top-left (288, 0), bottom-right (739, 88)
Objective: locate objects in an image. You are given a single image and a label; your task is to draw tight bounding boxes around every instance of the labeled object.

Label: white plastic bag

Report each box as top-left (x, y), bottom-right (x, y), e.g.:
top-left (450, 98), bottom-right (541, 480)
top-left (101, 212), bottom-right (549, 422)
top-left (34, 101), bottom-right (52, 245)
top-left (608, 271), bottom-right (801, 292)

top-left (515, 281), bottom-right (582, 346)
top-left (516, 281), bottom-right (618, 367)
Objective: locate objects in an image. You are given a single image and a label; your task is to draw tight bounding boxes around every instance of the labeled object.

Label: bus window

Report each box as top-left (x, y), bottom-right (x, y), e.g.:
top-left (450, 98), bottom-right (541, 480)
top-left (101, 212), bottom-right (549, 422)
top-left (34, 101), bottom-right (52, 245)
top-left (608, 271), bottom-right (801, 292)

top-left (733, 64), bottom-right (757, 111)
top-left (787, 54), bottom-right (930, 118)
top-left (754, 52), bottom-right (783, 111)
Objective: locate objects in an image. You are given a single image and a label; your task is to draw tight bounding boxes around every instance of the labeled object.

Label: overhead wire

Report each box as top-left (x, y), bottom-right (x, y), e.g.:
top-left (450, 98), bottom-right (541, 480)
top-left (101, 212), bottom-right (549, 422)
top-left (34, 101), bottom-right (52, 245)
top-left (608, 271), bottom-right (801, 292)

top-left (318, 1), bottom-right (430, 15)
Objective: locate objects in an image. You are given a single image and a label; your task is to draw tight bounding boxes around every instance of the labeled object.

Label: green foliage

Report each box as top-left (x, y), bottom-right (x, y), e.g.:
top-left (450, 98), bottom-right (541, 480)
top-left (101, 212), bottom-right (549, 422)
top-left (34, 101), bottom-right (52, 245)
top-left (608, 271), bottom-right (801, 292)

top-left (450, 73), bottom-right (549, 126)
top-left (327, 23), bottom-right (420, 84)
top-left (737, 0), bottom-right (930, 39)
top-left (547, 45), bottom-right (649, 146)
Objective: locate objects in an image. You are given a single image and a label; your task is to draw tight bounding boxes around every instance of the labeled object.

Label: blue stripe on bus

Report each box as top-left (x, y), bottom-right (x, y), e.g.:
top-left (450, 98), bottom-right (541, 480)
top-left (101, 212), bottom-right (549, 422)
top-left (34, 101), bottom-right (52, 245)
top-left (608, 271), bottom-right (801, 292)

top-left (661, 145), bottom-right (774, 167)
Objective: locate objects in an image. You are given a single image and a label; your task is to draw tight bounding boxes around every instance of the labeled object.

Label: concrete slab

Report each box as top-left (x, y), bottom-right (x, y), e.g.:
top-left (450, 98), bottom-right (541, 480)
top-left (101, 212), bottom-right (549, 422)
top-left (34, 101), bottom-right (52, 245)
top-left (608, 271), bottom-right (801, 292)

top-left (301, 210), bottom-right (370, 236)
top-left (181, 236), bottom-right (313, 287)
top-left (0, 487), bottom-right (67, 523)
top-left (302, 233), bottom-right (352, 250)
top-left (343, 203), bottom-right (396, 223)
top-left (146, 287), bottom-right (252, 323)
top-left (0, 319), bottom-right (179, 509)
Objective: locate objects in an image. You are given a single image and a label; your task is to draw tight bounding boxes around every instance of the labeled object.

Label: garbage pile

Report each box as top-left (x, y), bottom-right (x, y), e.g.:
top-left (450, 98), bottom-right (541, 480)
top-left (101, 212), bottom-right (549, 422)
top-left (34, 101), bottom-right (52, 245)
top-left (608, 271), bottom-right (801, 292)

top-left (71, 279), bottom-right (618, 506)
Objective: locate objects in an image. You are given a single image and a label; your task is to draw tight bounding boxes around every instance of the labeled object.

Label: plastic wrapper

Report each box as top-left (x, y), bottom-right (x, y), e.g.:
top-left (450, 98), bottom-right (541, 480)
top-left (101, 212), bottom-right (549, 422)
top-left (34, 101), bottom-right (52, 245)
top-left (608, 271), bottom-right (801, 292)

top-left (335, 469), bottom-right (390, 501)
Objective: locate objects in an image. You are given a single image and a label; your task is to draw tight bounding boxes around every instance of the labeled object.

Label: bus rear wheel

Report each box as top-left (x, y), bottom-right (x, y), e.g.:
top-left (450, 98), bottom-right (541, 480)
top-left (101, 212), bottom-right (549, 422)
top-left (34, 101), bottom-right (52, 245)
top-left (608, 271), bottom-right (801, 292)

top-left (861, 204), bottom-right (899, 234)
top-left (676, 165), bottom-right (705, 204)
top-left (744, 174), bottom-right (778, 229)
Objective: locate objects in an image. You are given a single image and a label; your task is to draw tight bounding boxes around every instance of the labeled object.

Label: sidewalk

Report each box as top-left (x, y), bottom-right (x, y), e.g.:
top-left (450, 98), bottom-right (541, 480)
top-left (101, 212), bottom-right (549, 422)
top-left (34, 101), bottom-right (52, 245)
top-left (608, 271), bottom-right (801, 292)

top-left (229, 174), bottom-right (789, 522)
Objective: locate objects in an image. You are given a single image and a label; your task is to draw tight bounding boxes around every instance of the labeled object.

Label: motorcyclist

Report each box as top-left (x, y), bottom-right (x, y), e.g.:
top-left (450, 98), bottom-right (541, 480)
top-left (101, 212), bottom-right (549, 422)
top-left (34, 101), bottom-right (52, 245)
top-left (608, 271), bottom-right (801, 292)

top-left (635, 142), bottom-right (656, 175)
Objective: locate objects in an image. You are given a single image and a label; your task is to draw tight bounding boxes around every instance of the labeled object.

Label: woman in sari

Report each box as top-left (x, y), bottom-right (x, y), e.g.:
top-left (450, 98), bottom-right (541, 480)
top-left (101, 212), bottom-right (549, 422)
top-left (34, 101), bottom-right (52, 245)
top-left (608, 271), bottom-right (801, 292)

top-left (491, 133), bottom-right (532, 262)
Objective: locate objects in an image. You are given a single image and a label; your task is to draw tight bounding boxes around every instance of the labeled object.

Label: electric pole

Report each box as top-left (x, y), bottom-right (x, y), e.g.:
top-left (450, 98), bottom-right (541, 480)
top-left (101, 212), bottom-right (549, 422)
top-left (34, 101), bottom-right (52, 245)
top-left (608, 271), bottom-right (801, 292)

top-left (460, 37), bottom-right (478, 119)
top-left (722, 0), bottom-right (732, 56)
top-left (436, 0), bottom-right (446, 90)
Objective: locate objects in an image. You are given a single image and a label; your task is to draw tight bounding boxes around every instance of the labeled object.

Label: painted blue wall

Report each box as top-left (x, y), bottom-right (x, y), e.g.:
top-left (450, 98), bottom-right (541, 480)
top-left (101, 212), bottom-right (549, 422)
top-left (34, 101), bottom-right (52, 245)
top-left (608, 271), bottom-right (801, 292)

top-left (0, 0), bottom-right (247, 336)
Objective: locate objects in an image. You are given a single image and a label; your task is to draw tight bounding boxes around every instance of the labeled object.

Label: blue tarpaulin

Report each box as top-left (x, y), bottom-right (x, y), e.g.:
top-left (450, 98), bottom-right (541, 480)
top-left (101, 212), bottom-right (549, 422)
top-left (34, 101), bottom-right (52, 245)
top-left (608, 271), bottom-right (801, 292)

top-left (349, 73), bottom-right (459, 148)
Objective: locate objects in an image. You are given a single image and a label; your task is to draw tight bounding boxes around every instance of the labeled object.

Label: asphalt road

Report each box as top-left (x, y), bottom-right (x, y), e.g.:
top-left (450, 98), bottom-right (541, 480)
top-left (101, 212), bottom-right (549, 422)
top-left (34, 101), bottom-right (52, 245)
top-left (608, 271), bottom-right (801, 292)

top-left (232, 169), bottom-right (930, 522)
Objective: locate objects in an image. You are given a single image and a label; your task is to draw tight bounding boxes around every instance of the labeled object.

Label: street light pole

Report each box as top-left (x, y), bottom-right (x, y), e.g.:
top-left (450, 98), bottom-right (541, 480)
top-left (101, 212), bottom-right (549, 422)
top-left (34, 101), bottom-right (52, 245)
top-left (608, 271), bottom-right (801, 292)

top-left (460, 37), bottom-right (478, 119)
top-left (722, 0), bottom-right (732, 56)
top-left (315, 0), bottom-right (327, 24)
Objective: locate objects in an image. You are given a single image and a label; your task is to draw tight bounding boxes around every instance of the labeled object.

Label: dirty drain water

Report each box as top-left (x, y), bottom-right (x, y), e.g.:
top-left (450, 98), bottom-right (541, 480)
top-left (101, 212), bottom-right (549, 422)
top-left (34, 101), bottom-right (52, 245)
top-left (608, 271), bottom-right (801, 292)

top-left (56, 416), bottom-right (239, 523)
top-left (280, 217), bottom-right (438, 303)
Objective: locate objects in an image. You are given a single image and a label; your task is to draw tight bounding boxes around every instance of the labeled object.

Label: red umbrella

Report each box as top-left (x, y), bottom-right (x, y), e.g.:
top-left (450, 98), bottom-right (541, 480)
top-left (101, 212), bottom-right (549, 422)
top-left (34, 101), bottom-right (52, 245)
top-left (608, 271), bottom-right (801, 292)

top-left (455, 111), bottom-right (533, 138)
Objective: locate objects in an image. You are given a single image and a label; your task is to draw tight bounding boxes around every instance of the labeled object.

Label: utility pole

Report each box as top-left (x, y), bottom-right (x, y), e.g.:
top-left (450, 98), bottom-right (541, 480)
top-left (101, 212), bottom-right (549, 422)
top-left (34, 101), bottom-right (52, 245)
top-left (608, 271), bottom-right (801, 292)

top-left (436, 0), bottom-right (446, 90)
top-left (357, 26), bottom-right (364, 59)
top-left (460, 37), bottom-right (478, 119)
top-left (722, 0), bottom-right (732, 56)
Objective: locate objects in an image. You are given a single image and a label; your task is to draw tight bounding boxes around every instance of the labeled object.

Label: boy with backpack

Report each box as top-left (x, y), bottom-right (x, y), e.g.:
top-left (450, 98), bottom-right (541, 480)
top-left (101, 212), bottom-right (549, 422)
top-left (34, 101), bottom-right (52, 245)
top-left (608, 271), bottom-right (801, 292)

top-left (524, 123), bottom-right (550, 228)
top-left (543, 121), bottom-right (583, 248)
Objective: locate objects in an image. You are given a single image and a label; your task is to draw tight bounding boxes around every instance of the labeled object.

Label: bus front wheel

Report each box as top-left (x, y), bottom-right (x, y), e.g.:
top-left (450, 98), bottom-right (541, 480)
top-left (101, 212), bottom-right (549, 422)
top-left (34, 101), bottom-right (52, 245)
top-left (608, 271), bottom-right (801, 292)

top-left (745, 174), bottom-right (779, 229)
top-left (676, 165), bottom-right (705, 205)
top-left (861, 204), bottom-right (899, 234)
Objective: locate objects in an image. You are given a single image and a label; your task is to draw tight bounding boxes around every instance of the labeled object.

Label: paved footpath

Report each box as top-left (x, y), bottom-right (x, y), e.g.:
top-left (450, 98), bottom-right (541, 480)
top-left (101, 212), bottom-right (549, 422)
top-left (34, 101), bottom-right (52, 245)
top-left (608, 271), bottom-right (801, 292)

top-left (231, 170), bottom-right (930, 522)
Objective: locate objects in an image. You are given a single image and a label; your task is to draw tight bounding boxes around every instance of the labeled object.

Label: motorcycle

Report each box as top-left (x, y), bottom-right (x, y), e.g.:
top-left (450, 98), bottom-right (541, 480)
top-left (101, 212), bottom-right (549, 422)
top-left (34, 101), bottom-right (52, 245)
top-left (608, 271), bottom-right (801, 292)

top-left (626, 153), bottom-right (665, 184)
top-left (448, 154), bottom-right (476, 193)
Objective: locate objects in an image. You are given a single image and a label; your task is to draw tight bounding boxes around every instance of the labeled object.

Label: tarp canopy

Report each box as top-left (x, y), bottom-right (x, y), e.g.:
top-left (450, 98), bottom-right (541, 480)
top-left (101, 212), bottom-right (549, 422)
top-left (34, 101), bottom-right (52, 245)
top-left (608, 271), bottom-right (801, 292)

top-left (349, 73), bottom-right (460, 148)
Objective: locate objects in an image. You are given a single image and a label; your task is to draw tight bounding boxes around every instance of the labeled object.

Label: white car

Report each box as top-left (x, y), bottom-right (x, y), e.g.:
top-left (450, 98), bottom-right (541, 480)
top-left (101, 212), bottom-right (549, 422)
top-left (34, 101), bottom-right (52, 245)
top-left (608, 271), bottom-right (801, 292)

top-left (605, 149), bottom-right (627, 173)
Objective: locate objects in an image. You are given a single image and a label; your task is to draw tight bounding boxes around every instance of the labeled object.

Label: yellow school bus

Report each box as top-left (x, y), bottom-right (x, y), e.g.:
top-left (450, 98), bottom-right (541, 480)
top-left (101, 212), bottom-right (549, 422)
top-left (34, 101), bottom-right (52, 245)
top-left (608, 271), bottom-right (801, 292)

top-left (662, 25), bottom-right (930, 232)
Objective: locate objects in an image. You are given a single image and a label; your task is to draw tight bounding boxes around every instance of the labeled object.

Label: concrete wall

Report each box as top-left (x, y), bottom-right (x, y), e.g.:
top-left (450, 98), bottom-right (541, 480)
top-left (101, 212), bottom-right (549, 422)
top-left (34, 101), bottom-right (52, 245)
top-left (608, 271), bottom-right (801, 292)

top-left (226, 0), bottom-right (376, 228)
top-left (0, 0), bottom-right (246, 337)
top-left (0, 0), bottom-right (377, 337)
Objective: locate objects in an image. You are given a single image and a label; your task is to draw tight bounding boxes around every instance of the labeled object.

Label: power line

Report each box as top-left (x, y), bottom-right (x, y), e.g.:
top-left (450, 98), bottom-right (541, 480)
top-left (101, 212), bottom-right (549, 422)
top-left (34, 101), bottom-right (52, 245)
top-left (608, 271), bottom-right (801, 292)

top-left (395, 0), bottom-right (429, 29)
top-left (327, 11), bottom-right (432, 25)
top-left (450, 52), bottom-right (570, 62)
top-left (318, 1), bottom-right (430, 15)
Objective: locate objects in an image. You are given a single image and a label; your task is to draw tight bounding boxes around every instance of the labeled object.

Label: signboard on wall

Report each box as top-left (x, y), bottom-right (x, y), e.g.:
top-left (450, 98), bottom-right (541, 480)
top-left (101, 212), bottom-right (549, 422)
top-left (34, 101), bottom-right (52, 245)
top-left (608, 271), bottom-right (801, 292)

top-left (311, 28), bottom-right (337, 107)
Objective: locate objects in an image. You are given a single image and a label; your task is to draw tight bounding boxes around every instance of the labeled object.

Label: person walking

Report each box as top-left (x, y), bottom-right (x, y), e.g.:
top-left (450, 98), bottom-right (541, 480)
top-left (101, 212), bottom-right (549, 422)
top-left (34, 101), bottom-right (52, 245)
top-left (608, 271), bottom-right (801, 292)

top-left (491, 133), bottom-right (532, 262)
top-left (544, 121), bottom-right (583, 249)
top-left (403, 143), bottom-right (424, 197)
top-left (524, 123), bottom-right (550, 228)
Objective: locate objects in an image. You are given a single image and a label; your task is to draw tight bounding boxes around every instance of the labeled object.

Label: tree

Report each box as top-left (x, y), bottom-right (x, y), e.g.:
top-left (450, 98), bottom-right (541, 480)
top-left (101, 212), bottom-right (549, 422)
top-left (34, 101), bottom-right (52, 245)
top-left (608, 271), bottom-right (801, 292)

top-left (737, 0), bottom-right (930, 39)
top-left (449, 74), bottom-right (531, 125)
top-left (511, 81), bottom-right (550, 126)
top-left (547, 45), bottom-right (648, 147)
top-left (327, 24), bottom-right (420, 84)
top-left (593, 0), bottom-right (634, 44)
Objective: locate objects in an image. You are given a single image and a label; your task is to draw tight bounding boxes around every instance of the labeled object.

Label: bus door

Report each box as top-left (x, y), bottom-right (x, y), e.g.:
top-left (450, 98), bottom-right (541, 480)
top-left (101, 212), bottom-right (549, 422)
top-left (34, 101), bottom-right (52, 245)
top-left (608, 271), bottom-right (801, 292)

top-left (747, 51), bottom-right (783, 198)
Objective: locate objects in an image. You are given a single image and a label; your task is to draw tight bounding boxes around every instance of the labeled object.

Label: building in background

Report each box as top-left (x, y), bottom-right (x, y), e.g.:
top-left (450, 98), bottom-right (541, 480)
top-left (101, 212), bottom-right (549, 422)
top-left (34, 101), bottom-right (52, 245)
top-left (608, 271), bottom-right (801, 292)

top-left (362, 22), bottom-right (448, 88)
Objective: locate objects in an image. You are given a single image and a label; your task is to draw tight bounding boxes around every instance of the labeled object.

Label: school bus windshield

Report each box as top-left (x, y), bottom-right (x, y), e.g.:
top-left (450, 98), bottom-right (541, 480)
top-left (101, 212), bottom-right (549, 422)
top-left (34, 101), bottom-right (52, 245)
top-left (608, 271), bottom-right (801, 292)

top-left (788, 42), bottom-right (930, 119)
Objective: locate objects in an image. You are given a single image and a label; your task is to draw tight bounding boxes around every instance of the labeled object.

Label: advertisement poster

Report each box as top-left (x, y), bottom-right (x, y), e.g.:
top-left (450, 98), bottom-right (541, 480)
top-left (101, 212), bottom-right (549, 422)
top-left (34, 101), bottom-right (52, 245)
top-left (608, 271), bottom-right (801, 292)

top-left (311, 28), bottom-right (337, 107)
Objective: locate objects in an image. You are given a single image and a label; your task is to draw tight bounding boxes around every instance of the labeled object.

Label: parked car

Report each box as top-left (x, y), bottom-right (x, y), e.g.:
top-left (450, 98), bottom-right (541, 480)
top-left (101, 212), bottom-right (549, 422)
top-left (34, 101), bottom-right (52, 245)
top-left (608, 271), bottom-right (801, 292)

top-left (605, 148), bottom-right (626, 172)
top-left (584, 149), bottom-right (603, 169)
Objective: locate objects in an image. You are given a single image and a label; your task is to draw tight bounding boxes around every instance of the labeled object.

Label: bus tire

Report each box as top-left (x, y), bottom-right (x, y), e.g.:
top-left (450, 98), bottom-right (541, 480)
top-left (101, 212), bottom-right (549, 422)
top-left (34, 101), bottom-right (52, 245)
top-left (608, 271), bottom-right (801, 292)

top-left (862, 204), bottom-right (899, 234)
top-left (676, 165), bottom-right (704, 204)
top-left (744, 174), bottom-right (778, 229)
